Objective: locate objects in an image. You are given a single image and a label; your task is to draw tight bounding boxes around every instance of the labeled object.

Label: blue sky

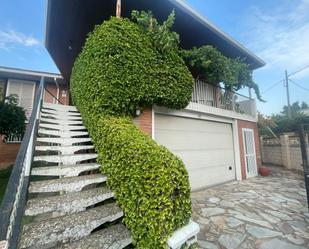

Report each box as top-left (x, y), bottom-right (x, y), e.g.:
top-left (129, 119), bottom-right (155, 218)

top-left (0, 0), bottom-right (308, 115)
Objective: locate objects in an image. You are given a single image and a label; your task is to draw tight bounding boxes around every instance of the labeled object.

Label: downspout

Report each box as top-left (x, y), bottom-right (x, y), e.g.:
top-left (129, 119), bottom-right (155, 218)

top-left (54, 77), bottom-right (60, 104)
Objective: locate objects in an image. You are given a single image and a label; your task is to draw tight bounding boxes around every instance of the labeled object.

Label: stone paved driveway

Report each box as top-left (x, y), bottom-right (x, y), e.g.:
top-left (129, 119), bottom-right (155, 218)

top-left (192, 166), bottom-right (309, 249)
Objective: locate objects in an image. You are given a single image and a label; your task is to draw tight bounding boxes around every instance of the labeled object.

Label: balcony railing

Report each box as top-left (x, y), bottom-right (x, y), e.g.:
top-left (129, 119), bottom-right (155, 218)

top-left (189, 80), bottom-right (256, 117)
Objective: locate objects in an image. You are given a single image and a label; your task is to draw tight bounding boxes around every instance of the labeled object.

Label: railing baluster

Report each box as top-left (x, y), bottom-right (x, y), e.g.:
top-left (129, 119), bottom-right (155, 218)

top-left (191, 79), bottom-right (255, 117)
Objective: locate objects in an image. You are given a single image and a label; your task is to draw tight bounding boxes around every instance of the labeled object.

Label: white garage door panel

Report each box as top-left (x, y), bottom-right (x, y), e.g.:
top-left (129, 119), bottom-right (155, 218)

top-left (156, 129), bottom-right (232, 151)
top-left (189, 166), bottom-right (235, 190)
top-left (174, 149), bottom-right (235, 170)
top-left (155, 114), bottom-right (236, 190)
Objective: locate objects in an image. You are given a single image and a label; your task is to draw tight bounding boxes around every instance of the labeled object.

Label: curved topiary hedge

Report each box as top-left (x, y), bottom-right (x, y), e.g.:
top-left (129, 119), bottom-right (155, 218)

top-left (71, 17), bottom-right (193, 248)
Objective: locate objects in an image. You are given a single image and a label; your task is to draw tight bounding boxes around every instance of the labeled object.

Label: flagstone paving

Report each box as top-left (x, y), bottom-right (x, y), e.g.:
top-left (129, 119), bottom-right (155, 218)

top-left (192, 166), bottom-right (309, 249)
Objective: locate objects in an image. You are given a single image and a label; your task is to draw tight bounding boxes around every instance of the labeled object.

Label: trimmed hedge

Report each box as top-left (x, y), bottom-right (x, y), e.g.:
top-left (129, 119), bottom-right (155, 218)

top-left (71, 17), bottom-right (193, 248)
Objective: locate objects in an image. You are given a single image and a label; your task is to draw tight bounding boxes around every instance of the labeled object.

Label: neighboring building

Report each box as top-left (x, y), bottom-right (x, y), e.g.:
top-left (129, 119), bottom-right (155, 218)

top-left (45, 0), bottom-right (265, 190)
top-left (0, 66), bottom-right (68, 168)
top-left (302, 109), bottom-right (309, 116)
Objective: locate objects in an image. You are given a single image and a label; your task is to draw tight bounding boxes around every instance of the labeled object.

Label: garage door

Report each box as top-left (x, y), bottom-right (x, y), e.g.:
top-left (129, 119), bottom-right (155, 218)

top-left (155, 114), bottom-right (236, 190)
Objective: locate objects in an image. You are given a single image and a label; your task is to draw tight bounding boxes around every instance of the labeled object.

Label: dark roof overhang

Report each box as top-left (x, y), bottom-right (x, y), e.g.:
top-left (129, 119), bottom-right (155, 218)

top-left (45, 0), bottom-right (265, 80)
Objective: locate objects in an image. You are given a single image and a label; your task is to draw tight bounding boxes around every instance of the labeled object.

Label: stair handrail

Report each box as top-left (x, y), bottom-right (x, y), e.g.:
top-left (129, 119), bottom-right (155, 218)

top-left (0, 77), bottom-right (45, 249)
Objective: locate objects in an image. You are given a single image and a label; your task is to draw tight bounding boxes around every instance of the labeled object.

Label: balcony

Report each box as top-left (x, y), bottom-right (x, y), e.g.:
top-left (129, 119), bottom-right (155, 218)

top-left (186, 80), bottom-right (257, 120)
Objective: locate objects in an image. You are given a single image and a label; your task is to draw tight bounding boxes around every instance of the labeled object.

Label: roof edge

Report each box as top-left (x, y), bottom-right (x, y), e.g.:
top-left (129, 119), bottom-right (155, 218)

top-left (170, 0), bottom-right (266, 68)
top-left (0, 66), bottom-right (63, 79)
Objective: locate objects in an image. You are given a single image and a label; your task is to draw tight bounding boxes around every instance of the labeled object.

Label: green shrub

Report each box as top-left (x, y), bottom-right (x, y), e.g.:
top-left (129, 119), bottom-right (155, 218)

top-left (71, 17), bottom-right (192, 248)
top-left (71, 17), bottom-right (193, 117)
top-left (0, 95), bottom-right (26, 138)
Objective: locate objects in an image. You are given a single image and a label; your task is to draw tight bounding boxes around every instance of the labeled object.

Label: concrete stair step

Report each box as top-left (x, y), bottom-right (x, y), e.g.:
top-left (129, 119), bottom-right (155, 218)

top-left (19, 203), bottom-right (123, 249)
top-left (38, 129), bottom-right (89, 138)
top-left (53, 224), bottom-right (131, 249)
top-left (36, 137), bottom-right (91, 146)
top-left (35, 145), bottom-right (94, 154)
top-left (29, 174), bottom-right (106, 193)
top-left (25, 187), bottom-right (114, 216)
top-left (41, 108), bottom-right (80, 116)
top-left (31, 163), bottom-right (100, 177)
top-left (33, 153), bottom-right (97, 165)
top-left (41, 113), bottom-right (82, 121)
top-left (39, 123), bottom-right (86, 131)
top-left (43, 103), bottom-right (78, 112)
top-left (40, 117), bottom-right (83, 125)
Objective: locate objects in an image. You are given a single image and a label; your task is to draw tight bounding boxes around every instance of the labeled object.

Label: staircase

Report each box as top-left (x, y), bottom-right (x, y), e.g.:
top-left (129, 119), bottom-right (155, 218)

top-left (19, 103), bottom-right (131, 249)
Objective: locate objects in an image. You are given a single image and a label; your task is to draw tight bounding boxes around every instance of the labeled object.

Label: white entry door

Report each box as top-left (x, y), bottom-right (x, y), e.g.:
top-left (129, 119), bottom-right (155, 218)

top-left (155, 114), bottom-right (236, 190)
top-left (243, 128), bottom-right (257, 178)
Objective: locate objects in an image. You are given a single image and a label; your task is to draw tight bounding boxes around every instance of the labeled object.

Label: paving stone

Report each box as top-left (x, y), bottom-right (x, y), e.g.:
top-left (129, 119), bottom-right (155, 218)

top-left (285, 234), bottom-right (305, 245)
top-left (276, 221), bottom-right (295, 234)
top-left (265, 210), bottom-right (292, 220)
top-left (246, 225), bottom-right (282, 238)
top-left (202, 207), bottom-right (225, 217)
top-left (198, 240), bottom-right (218, 249)
top-left (208, 197), bottom-right (220, 203)
top-left (218, 233), bottom-right (246, 249)
top-left (260, 238), bottom-right (306, 249)
top-left (235, 215), bottom-right (273, 229)
top-left (192, 166), bottom-right (309, 248)
top-left (225, 217), bottom-right (243, 228)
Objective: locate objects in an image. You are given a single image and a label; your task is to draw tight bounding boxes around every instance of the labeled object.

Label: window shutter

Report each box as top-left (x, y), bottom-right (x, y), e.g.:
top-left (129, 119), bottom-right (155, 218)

top-left (6, 79), bottom-right (35, 119)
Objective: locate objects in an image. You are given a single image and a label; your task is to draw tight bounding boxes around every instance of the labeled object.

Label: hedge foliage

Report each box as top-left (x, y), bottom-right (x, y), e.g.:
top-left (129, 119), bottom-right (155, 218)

top-left (71, 17), bottom-right (192, 248)
top-left (71, 17), bottom-right (193, 117)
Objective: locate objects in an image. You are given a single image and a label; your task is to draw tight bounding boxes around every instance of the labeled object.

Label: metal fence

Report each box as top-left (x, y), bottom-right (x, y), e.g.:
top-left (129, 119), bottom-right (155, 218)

top-left (191, 80), bottom-right (256, 117)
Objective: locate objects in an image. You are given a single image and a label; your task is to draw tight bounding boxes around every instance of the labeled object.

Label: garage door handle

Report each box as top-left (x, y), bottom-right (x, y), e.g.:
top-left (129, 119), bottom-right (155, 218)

top-left (229, 166), bottom-right (232, 170)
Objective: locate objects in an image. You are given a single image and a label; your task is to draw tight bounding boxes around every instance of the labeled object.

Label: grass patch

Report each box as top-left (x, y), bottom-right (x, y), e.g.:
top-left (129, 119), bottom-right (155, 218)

top-left (0, 165), bottom-right (13, 205)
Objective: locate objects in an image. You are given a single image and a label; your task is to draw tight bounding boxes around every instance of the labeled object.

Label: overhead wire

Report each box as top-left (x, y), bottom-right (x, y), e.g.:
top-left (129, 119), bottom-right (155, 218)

top-left (289, 79), bottom-right (309, 92)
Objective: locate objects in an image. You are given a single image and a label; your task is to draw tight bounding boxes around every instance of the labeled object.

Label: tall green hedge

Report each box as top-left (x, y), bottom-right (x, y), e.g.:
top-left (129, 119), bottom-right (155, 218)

top-left (71, 17), bottom-right (193, 248)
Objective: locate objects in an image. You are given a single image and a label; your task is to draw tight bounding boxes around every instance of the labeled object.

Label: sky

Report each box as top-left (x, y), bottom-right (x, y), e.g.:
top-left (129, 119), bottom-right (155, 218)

top-left (0, 0), bottom-right (308, 115)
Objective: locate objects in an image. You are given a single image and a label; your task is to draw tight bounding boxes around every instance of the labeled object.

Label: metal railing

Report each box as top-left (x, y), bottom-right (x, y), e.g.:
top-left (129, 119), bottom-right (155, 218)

top-left (190, 80), bottom-right (256, 117)
top-left (0, 77), bottom-right (44, 249)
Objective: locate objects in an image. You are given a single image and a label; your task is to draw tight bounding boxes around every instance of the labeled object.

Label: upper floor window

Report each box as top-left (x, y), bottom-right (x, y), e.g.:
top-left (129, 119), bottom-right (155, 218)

top-left (6, 79), bottom-right (36, 119)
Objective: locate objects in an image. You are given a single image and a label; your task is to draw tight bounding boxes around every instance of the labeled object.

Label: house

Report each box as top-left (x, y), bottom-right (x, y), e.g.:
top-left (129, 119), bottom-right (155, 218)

top-left (45, 0), bottom-right (265, 191)
top-left (0, 66), bottom-right (68, 168)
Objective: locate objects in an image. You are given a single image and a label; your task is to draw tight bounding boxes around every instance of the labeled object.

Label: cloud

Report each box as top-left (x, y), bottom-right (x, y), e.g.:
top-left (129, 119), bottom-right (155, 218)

top-left (0, 30), bottom-right (40, 50)
top-left (244, 0), bottom-right (309, 78)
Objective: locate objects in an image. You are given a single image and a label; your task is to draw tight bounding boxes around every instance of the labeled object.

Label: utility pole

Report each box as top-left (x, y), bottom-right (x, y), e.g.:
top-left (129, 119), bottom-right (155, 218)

top-left (285, 69), bottom-right (292, 118)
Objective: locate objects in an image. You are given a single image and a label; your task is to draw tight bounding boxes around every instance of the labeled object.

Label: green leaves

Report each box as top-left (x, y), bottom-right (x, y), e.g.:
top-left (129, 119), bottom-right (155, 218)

top-left (0, 94), bottom-right (26, 138)
top-left (181, 45), bottom-right (265, 101)
top-left (70, 17), bottom-right (192, 248)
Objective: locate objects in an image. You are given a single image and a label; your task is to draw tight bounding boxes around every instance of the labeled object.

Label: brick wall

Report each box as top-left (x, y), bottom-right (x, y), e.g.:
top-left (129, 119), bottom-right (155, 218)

top-left (0, 140), bottom-right (20, 170)
top-left (262, 144), bottom-right (283, 166)
top-left (237, 120), bottom-right (261, 180)
top-left (44, 83), bottom-right (69, 105)
top-left (132, 107), bottom-right (152, 136)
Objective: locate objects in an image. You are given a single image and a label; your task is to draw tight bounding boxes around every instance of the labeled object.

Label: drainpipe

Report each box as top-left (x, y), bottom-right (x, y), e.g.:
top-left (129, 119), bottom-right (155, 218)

top-left (54, 77), bottom-right (60, 104)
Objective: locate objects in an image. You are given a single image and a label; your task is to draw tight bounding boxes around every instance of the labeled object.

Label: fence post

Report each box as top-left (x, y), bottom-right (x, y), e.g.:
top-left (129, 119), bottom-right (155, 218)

top-left (260, 136), bottom-right (264, 164)
top-left (280, 134), bottom-right (292, 169)
top-left (298, 124), bottom-right (309, 210)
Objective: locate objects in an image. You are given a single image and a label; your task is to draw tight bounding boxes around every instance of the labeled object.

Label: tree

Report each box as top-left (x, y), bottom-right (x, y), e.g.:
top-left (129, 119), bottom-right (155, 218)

top-left (281, 101), bottom-right (308, 117)
top-left (0, 95), bottom-right (26, 142)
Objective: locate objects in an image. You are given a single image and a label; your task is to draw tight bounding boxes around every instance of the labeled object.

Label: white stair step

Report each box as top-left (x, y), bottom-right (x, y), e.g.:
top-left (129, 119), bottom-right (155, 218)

top-left (36, 137), bottom-right (91, 146)
top-left (29, 174), bottom-right (106, 193)
top-left (25, 187), bottom-right (114, 216)
top-left (41, 113), bottom-right (82, 121)
top-left (54, 224), bottom-right (131, 249)
top-left (31, 163), bottom-right (100, 177)
top-left (43, 103), bottom-right (77, 112)
top-left (33, 153), bottom-right (97, 165)
top-left (41, 108), bottom-right (81, 116)
top-left (38, 129), bottom-right (89, 138)
top-left (40, 117), bottom-right (83, 125)
top-left (19, 203), bottom-right (123, 249)
top-left (35, 145), bottom-right (94, 154)
top-left (39, 123), bottom-right (86, 131)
